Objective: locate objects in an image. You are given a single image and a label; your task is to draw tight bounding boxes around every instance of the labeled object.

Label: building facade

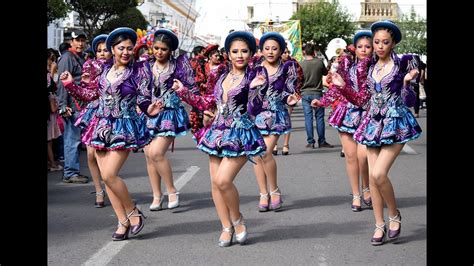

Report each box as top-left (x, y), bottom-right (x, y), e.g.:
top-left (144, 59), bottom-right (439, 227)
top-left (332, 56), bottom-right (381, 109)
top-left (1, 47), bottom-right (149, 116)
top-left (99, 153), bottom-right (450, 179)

top-left (358, 0), bottom-right (401, 29)
top-left (137, 0), bottom-right (199, 54)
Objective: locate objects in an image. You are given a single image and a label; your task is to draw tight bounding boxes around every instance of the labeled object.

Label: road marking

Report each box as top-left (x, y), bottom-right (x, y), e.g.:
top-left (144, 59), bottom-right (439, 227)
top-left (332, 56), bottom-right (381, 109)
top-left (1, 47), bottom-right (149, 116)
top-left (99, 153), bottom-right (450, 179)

top-left (175, 165), bottom-right (200, 190)
top-left (402, 144), bottom-right (417, 154)
top-left (82, 166), bottom-right (200, 266)
top-left (83, 241), bottom-right (128, 266)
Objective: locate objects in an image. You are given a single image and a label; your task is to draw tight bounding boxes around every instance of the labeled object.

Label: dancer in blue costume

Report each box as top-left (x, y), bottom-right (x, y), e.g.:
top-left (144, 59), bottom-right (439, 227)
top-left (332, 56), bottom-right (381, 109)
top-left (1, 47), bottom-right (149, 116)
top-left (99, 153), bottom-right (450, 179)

top-left (143, 29), bottom-right (195, 211)
top-left (250, 32), bottom-right (299, 212)
top-left (332, 21), bottom-right (422, 245)
top-left (60, 27), bottom-right (159, 241)
top-left (173, 31), bottom-right (267, 247)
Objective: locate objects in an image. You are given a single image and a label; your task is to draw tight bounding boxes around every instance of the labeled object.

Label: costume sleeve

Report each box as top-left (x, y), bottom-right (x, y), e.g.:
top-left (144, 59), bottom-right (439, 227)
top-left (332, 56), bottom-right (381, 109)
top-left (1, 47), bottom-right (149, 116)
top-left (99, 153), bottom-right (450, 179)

top-left (63, 59), bottom-right (103, 102)
top-left (175, 87), bottom-right (215, 111)
top-left (399, 54), bottom-right (417, 107)
top-left (319, 86), bottom-right (342, 107)
top-left (281, 61), bottom-right (298, 104)
top-left (135, 61), bottom-right (153, 115)
top-left (176, 54), bottom-right (198, 95)
top-left (247, 66), bottom-right (269, 117)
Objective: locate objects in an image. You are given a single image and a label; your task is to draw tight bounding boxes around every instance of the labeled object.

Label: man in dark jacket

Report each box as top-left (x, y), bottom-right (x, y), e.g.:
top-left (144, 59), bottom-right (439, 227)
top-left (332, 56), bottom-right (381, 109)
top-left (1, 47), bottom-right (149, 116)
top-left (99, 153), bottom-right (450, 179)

top-left (56, 30), bottom-right (89, 183)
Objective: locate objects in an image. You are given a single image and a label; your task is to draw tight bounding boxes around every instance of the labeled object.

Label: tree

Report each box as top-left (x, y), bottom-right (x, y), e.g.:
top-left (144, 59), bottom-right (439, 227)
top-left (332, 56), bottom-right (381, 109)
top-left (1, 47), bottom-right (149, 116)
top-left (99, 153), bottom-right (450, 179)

top-left (47, 0), bottom-right (69, 25)
top-left (396, 6), bottom-right (427, 56)
top-left (99, 7), bottom-right (148, 36)
top-left (291, 0), bottom-right (355, 55)
top-left (66, 0), bottom-right (138, 39)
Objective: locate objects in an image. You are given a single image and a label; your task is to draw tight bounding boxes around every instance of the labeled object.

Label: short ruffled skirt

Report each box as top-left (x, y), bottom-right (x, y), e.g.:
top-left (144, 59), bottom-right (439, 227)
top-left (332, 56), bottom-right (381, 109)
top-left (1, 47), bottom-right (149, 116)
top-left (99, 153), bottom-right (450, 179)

top-left (197, 113), bottom-right (266, 157)
top-left (354, 107), bottom-right (421, 147)
top-left (89, 112), bottom-right (151, 151)
top-left (254, 108), bottom-right (291, 135)
top-left (74, 101), bottom-right (99, 145)
top-left (147, 106), bottom-right (190, 138)
top-left (328, 102), bottom-right (366, 134)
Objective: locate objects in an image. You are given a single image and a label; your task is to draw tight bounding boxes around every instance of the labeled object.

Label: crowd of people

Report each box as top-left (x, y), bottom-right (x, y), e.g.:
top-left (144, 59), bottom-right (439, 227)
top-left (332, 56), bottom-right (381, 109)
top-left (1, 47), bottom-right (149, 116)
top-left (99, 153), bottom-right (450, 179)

top-left (47, 19), bottom-right (423, 246)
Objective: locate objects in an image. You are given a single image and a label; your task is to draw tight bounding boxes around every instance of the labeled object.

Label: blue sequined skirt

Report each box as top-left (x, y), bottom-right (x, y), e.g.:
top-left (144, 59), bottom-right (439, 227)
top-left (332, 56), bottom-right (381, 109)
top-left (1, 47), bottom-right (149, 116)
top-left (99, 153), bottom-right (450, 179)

top-left (354, 106), bottom-right (421, 147)
top-left (197, 113), bottom-right (266, 157)
top-left (147, 106), bottom-right (190, 138)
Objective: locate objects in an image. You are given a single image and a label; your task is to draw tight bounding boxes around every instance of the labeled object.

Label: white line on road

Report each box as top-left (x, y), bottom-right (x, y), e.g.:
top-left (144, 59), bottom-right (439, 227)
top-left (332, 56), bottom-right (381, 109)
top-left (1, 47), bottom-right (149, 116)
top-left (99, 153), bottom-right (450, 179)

top-left (175, 165), bottom-right (200, 191)
top-left (82, 165), bottom-right (200, 266)
top-left (402, 144), bottom-right (417, 154)
top-left (83, 241), bottom-right (128, 266)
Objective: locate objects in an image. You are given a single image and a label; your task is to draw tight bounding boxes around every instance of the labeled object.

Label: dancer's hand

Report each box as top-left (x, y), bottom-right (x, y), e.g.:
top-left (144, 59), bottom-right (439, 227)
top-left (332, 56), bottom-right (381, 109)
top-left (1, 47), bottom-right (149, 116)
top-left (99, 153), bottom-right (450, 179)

top-left (331, 73), bottom-right (345, 88)
top-left (147, 100), bottom-right (163, 116)
top-left (311, 99), bottom-right (321, 108)
top-left (250, 74), bottom-right (266, 89)
top-left (81, 72), bottom-right (91, 83)
top-left (203, 110), bottom-right (215, 127)
top-left (59, 71), bottom-right (73, 85)
top-left (171, 79), bottom-right (184, 91)
top-left (287, 94), bottom-right (298, 106)
top-left (404, 69), bottom-right (419, 84)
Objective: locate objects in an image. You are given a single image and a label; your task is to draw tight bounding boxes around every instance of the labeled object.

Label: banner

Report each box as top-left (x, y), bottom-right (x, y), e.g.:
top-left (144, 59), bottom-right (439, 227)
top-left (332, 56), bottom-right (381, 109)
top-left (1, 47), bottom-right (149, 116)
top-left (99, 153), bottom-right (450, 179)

top-left (252, 20), bottom-right (303, 62)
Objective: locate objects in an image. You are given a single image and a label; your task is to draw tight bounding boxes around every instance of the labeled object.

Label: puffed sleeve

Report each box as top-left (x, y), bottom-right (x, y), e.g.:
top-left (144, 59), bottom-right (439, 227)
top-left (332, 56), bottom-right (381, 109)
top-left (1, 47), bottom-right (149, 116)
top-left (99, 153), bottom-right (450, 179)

top-left (281, 60), bottom-right (298, 104)
top-left (135, 60), bottom-right (154, 115)
top-left (399, 54), bottom-right (417, 107)
top-left (247, 66), bottom-right (269, 116)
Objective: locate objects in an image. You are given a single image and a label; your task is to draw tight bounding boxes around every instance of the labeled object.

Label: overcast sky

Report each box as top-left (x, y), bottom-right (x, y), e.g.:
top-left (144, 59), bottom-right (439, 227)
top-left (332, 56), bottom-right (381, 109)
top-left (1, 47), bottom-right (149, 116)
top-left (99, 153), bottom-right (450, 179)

top-left (194, 0), bottom-right (426, 37)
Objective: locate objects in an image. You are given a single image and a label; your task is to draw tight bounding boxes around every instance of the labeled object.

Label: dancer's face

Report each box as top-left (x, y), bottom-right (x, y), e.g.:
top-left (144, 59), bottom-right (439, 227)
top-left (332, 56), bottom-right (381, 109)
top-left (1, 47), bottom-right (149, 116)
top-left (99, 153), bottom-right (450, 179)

top-left (228, 40), bottom-right (251, 70)
top-left (153, 41), bottom-right (171, 63)
top-left (112, 39), bottom-right (134, 66)
top-left (262, 39), bottom-right (282, 64)
top-left (96, 42), bottom-right (111, 60)
top-left (355, 37), bottom-right (373, 60)
top-left (373, 29), bottom-right (394, 60)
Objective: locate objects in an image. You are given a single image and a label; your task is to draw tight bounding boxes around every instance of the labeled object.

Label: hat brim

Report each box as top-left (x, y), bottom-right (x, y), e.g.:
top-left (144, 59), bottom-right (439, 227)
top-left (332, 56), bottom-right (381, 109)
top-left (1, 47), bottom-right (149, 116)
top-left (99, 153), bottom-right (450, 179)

top-left (154, 29), bottom-right (179, 51)
top-left (106, 27), bottom-right (137, 53)
top-left (204, 44), bottom-right (219, 56)
top-left (353, 31), bottom-right (372, 45)
top-left (371, 21), bottom-right (402, 44)
top-left (91, 34), bottom-right (108, 54)
top-left (224, 31), bottom-right (256, 53)
top-left (259, 32), bottom-right (286, 52)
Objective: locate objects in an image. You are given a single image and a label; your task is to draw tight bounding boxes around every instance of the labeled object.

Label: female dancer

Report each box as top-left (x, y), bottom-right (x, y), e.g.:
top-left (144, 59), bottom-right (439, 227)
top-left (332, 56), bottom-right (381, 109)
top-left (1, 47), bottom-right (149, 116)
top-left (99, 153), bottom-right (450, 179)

top-left (65, 34), bottom-right (111, 207)
top-left (251, 32), bottom-right (299, 212)
top-left (144, 29), bottom-right (195, 211)
top-left (273, 46), bottom-right (302, 156)
top-left (311, 31), bottom-right (373, 212)
top-left (60, 27), bottom-right (159, 240)
top-left (332, 20), bottom-right (421, 245)
top-left (172, 31), bottom-right (267, 247)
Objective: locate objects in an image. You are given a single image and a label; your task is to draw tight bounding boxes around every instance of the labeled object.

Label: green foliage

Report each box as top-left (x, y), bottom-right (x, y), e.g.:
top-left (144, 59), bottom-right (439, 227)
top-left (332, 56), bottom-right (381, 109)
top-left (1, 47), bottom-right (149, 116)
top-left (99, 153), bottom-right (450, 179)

top-left (100, 8), bottom-right (148, 36)
top-left (66, 0), bottom-right (137, 39)
top-left (291, 0), bottom-right (355, 54)
top-left (47, 0), bottom-right (69, 25)
top-left (396, 6), bottom-right (427, 56)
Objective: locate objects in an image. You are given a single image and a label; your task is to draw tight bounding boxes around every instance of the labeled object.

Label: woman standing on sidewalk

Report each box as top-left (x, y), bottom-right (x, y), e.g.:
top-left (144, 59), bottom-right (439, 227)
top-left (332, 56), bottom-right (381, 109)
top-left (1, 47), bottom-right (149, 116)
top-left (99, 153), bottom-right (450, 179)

top-left (64, 34), bottom-right (111, 208)
top-left (144, 29), bottom-right (195, 211)
top-left (332, 20), bottom-right (422, 245)
top-left (251, 32), bottom-right (299, 212)
top-left (311, 31), bottom-right (373, 212)
top-left (172, 31), bottom-right (268, 247)
top-left (60, 27), bottom-right (158, 241)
